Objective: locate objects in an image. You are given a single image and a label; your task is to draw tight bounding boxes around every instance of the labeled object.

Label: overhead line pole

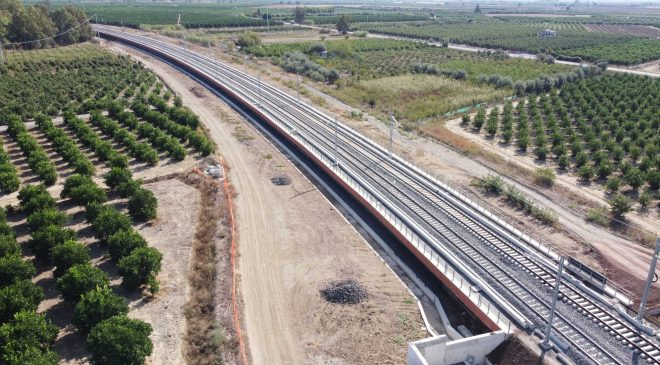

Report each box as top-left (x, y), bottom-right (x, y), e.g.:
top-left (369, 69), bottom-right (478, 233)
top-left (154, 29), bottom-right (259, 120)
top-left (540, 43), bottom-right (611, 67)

top-left (541, 256), bottom-right (565, 351)
top-left (638, 238), bottom-right (660, 322)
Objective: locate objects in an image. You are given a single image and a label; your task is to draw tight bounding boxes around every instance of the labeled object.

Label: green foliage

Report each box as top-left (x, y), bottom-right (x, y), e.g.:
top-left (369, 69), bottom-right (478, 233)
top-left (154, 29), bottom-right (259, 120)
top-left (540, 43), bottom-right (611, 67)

top-left (91, 206), bottom-right (132, 241)
top-left (26, 208), bottom-right (68, 232)
top-left (61, 174), bottom-right (94, 199)
top-left (0, 235), bottom-right (20, 258)
top-left (6, 115), bottom-right (57, 185)
top-left (89, 111), bottom-right (159, 165)
top-left (0, 310), bottom-right (58, 364)
top-left (107, 229), bottom-right (147, 261)
top-left (606, 177), bottom-right (621, 193)
top-left (0, 256), bottom-right (35, 288)
top-left (0, 281), bottom-right (44, 323)
top-left (35, 114), bottom-right (95, 176)
top-left (62, 112), bottom-right (130, 168)
top-left (18, 185), bottom-right (55, 215)
top-left (86, 316), bottom-right (153, 365)
top-left (609, 193), bottom-right (633, 218)
top-left (472, 108), bottom-right (485, 131)
top-left (67, 183), bottom-right (108, 207)
top-left (51, 240), bottom-right (90, 277)
top-left (128, 189), bottom-right (158, 222)
top-left (27, 225), bottom-right (76, 262)
top-left (336, 14), bottom-right (350, 34)
top-left (103, 168), bottom-right (133, 190)
top-left (118, 247), bottom-right (162, 291)
top-left (578, 165), bottom-right (595, 182)
top-left (117, 179), bottom-right (143, 199)
top-left (73, 286), bottom-right (128, 334)
top-left (236, 32), bottom-right (261, 48)
top-left (56, 264), bottom-right (109, 302)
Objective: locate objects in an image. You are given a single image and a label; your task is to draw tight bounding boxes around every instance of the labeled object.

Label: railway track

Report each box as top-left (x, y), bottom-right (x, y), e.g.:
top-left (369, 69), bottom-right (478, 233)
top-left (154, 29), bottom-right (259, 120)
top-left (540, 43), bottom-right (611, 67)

top-left (100, 28), bottom-right (660, 365)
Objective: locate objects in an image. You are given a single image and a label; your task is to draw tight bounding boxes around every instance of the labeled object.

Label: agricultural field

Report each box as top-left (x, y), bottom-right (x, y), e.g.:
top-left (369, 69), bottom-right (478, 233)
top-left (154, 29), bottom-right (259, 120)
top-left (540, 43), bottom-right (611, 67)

top-left (458, 73), bottom-right (659, 209)
top-left (64, 3), bottom-right (280, 28)
top-left (583, 24), bottom-right (660, 37)
top-left (362, 20), bottom-right (660, 64)
top-left (0, 44), bottom-right (218, 364)
top-left (245, 37), bottom-right (576, 121)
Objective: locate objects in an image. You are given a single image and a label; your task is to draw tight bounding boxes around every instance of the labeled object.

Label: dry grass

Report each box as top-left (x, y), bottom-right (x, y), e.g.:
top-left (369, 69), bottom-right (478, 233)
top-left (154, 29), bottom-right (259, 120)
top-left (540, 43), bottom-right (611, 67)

top-left (179, 166), bottom-right (234, 365)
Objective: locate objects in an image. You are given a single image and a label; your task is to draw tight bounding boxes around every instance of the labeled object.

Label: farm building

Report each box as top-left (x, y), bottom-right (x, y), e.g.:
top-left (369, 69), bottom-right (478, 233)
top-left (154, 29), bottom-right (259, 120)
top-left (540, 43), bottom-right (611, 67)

top-left (538, 29), bottom-right (557, 38)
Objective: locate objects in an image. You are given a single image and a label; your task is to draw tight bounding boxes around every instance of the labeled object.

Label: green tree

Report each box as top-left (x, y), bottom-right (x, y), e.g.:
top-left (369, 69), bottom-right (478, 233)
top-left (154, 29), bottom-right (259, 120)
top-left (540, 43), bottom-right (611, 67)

top-left (117, 179), bottom-right (142, 199)
top-left (28, 225), bottom-right (76, 261)
top-left (51, 240), bottom-right (90, 277)
top-left (605, 177), bottom-right (620, 193)
top-left (103, 168), bottom-right (132, 190)
top-left (1, 345), bottom-right (58, 365)
top-left (578, 165), bottom-right (594, 181)
top-left (0, 310), bottom-right (57, 360)
top-left (26, 208), bottom-right (68, 232)
top-left (107, 229), bottom-right (147, 260)
top-left (624, 167), bottom-right (644, 190)
top-left (118, 247), bottom-right (162, 291)
top-left (0, 280), bottom-right (44, 323)
top-left (0, 235), bottom-right (19, 257)
top-left (68, 183), bottom-right (107, 206)
top-left (128, 189), bottom-right (157, 222)
top-left (0, 255), bottom-right (35, 287)
top-left (293, 6), bottom-right (305, 24)
top-left (18, 184), bottom-right (55, 214)
top-left (8, 4), bottom-right (56, 49)
top-left (609, 193), bottom-right (633, 218)
top-left (56, 264), bottom-right (109, 302)
top-left (472, 108), bottom-right (485, 131)
top-left (236, 32), bottom-right (261, 48)
top-left (91, 208), bottom-right (132, 241)
top-left (61, 174), bottom-right (93, 198)
top-left (50, 6), bottom-right (92, 45)
top-left (73, 286), bottom-right (128, 333)
top-left (336, 14), bottom-right (350, 35)
top-left (86, 316), bottom-right (153, 365)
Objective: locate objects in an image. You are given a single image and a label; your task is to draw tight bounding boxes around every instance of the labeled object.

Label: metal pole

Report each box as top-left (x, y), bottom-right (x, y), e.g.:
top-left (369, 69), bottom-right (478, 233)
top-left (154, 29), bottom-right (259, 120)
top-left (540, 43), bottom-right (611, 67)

top-left (333, 117), bottom-right (338, 166)
top-left (297, 73), bottom-right (301, 102)
top-left (541, 256), bottom-right (565, 350)
top-left (257, 74), bottom-right (262, 107)
top-left (389, 113), bottom-right (397, 156)
top-left (638, 238), bottom-right (660, 321)
top-left (95, 14), bottom-right (100, 39)
top-left (267, 10), bottom-right (270, 32)
top-left (0, 42), bottom-right (4, 64)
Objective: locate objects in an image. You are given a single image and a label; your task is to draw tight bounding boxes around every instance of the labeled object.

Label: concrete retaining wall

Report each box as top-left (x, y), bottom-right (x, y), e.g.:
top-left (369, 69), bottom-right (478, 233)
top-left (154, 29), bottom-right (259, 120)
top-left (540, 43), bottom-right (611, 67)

top-left (408, 331), bottom-right (507, 365)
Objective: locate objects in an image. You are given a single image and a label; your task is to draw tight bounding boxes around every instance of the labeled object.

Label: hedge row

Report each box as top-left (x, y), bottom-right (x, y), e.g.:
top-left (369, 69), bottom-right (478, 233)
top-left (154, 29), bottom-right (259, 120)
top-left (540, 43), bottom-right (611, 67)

top-left (0, 139), bottom-right (20, 194)
top-left (89, 111), bottom-right (159, 165)
top-left (34, 114), bottom-right (96, 176)
top-left (6, 115), bottom-right (57, 185)
top-left (62, 112), bottom-right (129, 169)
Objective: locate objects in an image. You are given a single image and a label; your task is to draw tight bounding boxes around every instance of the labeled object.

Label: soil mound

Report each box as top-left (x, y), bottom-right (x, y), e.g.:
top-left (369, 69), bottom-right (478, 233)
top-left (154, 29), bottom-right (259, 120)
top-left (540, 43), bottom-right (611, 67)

top-left (320, 279), bottom-right (368, 305)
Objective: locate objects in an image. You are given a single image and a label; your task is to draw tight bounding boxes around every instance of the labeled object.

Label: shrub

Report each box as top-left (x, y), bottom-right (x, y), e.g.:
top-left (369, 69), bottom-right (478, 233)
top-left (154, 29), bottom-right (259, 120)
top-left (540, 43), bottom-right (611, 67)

top-left (73, 286), bottom-right (128, 333)
top-left (51, 240), bottom-right (90, 277)
top-left (86, 316), bottom-right (153, 365)
top-left (61, 174), bottom-right (94, 198)
top-left (118, 247), bottom-right (162, 291)
top-left (0, 235), bottom-right (19, 257)
top-left (606, 177), bottom-right (620, 193)
top-left (56, 264), bottom-right (109, 302)
top-left (28, 226), bottom-right (77, 262)
top-left (26, 208), bottom-right (69, 232)
top-left (472, 109), bottom-right (485, 131)
top-left (624, 167), bottom-right (644, 190)
top-left (104, 168), bottom-right (132, 190)
top-left (107, 229), bottom-right (147, 260)
top-left (578, 165), bottom-right (594, 181)
top-left (91, 208), bottom-right (132, 241)
top-left (586, 207), bottom-right (609, 226)
top-left (68, 183), bottom-right (108, 206)
top-left (0, 281), bottom-right (44, 323)
top-left (0, 256), bottom-right (36, 288)
top-left (18, 185), bottom-right (55, 214)
top-left (0, 310), bottom-right (58, 358)
top-left (557, 154), bottom-right (569, 170)
top-left (0, 345), bottom-right (58, 365)
top-left (609, 194), bottom-right (633, 218)
top-left (128, 189), bottom-right (158, 222)
top-left (117, 179), bottom-right (143, 199)
top-left (638, 191), bottom-right (652, 209)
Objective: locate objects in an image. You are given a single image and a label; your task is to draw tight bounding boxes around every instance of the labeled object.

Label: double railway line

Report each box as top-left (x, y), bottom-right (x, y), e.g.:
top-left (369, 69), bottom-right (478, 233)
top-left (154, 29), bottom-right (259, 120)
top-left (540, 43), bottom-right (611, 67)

top-left (100, 28), bottom-right (660, 365)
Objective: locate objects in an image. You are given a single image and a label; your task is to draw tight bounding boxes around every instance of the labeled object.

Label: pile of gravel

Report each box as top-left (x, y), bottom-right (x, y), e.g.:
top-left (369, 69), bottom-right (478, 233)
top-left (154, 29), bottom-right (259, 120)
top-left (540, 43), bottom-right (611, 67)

top-left (320, 279), bottom-right (368, 305)
top-left (270, 175), bottom-right (291, 186)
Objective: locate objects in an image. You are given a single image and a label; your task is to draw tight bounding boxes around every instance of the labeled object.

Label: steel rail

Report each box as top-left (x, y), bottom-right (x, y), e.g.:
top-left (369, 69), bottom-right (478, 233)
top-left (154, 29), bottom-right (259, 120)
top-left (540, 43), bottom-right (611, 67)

top-left (100, 29), bottom-right (660, 365)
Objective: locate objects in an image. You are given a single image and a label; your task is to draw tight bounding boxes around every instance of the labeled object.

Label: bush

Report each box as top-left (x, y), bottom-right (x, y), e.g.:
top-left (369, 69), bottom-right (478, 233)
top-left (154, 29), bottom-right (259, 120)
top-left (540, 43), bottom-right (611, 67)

top-left (61, 174), bottom-right (94, 198)
top-left (0, 281), bottom-right (44, 323)
top-left (605, 177), bottom-right (620, 193)
top-left (117, 179), bottom-right (143, 199)
top-left (0, 345), bottom-right (58, 365)
top-left (86, 316), bottom-right (153, 365)
top-left (73, 286), bottom-right (128, 334)
top-left (638, 191), bottom-right (652, 209)
top-left (472, 109), bottom-right (485, 131)
top-left (578, 165), bottom-right (594, 181)
top-left (26, 208), bottom-right (69, 232)
top-left (68, 183), bottom-right (108, 206)
top-left (236, 32), bottom-right (261, 48)
top-left (56, 264), bottom-right (109, 302)
top-left (104, 168), bottom-right (133, 190)
top-left (91, 207), bottom-right (132, 241)
top-left (51, 240), bottom-right (90, 277)
top-left (0, 310), bottom-right (58, 360)
top-left (107, 229), bottom-right (147, 260)
top-left (0, 256), bottom-right (36, 288)
top-left (118, 247), bottom-right (162, 291)
top-left (28, 225), bottom-right (77, 262)
top-left (624, 167), bottom-right (644, 190)
top-left (18, 185), bottom-right (55, 214)
top-left (127, 189), bottom-right (158, 222)
top-left (0, 235), bottom-right (19, 257)
top-left (609, 194), bottom-right (633, 218)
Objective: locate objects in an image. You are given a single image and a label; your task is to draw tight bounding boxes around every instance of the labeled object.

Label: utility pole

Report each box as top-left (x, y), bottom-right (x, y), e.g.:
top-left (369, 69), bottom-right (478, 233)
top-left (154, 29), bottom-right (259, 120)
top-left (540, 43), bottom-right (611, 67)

top-left (638, 238), bottom-right (660, 322)
top-left (0, 42), bottom-right (4, 64)
top-left (266, 9), bottom-right (270, 32)
top-left (95, 14), bottom-right (100, 39)
top-left (541, 256), bottom-right (565, 350)
top-left (297, 73), bottom-right (301, 102)
top-left (333, 117), bottom-right (339, 166)
top-left (257, 74), bottom-right (262, 107)
top-left (389, 113), bottom-right (397, 156)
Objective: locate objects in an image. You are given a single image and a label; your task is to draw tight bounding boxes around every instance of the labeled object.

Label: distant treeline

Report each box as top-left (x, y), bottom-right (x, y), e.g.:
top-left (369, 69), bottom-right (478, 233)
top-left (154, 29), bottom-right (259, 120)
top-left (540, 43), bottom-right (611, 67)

top-left (0, 0), bottom-right (92, 49)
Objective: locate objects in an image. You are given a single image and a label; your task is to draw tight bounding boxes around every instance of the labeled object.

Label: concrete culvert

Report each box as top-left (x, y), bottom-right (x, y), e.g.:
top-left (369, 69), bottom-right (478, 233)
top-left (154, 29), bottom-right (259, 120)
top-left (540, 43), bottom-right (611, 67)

top-left (320, 279), bottom-right (368, 304)
top-left (270, 175), bottom-right (291, 186)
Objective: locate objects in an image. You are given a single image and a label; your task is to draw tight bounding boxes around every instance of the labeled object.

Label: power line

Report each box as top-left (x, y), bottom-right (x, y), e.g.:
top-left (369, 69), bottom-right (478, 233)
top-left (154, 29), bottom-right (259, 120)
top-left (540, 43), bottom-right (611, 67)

top-left (2, 14), bottom-right (96, 47)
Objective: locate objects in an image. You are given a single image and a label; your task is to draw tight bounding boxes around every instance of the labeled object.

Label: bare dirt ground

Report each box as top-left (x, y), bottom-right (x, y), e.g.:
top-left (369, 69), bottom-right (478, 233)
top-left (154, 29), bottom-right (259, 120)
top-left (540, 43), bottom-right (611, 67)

top-left (129, 178), bottom-right (200, 365)
top-left (104, 40), bottom-right (427, 365)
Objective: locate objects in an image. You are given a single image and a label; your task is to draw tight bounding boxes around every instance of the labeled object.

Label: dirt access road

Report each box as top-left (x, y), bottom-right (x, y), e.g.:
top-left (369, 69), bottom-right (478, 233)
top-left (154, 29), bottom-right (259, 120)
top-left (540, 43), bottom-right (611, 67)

top-left (104, 40), bottom-right (427, 365)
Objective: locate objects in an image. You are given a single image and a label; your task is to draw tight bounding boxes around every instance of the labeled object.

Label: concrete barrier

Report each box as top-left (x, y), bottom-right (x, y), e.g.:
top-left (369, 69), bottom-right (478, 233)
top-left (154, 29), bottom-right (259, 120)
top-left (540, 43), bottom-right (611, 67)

top-left (408, 330), bottom-right (507, 365)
